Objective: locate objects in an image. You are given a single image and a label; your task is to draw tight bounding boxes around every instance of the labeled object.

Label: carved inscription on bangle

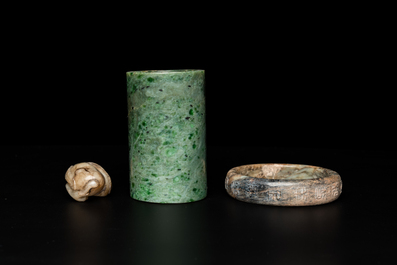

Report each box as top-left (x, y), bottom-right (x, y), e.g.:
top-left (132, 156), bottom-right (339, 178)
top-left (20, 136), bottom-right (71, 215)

top-left (331, 183), bottom-right (341, 196)
top-left (293, 187), bottom-right (307, 201)
top-left (256, 189), bottom-right (281, 201)
top-left (314, 183), bottom-right (341, 200)
top-left (230, 181), bottom-right (282, 201)
top-left (267, 190), bottom-right (281, 201)
top-left (315, 187), bottom-right (328, 200)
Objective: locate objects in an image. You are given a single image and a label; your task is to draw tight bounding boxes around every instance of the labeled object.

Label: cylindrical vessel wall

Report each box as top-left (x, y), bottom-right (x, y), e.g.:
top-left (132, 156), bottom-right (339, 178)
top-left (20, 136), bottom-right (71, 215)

top-left (126, 70), bottom-right (206, 203)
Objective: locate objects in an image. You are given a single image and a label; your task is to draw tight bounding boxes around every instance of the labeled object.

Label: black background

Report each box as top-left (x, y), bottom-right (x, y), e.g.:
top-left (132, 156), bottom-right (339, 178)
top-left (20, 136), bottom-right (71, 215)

top-left (1, 8), bottom-right (395, 264)
top-left (3, 13), bottom-right (394, 150)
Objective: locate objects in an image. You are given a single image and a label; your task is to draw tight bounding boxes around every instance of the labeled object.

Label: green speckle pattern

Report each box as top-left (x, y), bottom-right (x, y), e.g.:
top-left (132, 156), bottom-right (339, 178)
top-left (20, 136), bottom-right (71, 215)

top-left (126, 70), bottom-right (207, 203)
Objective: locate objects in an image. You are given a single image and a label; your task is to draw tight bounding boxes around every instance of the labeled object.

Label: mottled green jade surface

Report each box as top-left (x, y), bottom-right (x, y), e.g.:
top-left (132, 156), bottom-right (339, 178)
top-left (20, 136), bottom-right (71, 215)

top-left (126, 70), bottom-right (206, 203)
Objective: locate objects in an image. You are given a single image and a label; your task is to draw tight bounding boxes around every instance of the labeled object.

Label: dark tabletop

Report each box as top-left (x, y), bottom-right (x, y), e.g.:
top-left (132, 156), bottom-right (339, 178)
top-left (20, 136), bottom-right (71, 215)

top-left (1, 145), bottom-right (395, 265)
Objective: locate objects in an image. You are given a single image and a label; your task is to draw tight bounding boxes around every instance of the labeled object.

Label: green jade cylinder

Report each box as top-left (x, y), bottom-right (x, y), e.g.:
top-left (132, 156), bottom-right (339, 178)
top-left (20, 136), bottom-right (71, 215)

top-left (126, 70), bottom-right (207, 203)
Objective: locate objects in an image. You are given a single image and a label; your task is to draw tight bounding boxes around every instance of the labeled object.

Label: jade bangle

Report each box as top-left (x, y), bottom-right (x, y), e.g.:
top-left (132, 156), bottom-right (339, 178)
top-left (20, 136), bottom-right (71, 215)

top-left (126, 70), bottom-right (207, 203)
top-left (225, 164), bottom-right (342, 206)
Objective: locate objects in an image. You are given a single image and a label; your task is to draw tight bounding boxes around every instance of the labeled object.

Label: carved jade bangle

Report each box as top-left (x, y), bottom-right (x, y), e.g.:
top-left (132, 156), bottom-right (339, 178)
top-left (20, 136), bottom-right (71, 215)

top-left (225, 164), bottom-right (342, 206)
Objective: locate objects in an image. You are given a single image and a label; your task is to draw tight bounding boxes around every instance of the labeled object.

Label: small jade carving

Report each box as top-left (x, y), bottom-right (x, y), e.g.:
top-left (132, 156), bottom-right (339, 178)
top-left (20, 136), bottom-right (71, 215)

top-left (65, 162), bottom-right (112, 202)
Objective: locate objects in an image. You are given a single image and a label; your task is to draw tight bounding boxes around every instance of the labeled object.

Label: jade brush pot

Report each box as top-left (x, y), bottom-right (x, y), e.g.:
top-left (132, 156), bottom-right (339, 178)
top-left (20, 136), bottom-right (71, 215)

top-left (126, 70), bottom-right (207, 203)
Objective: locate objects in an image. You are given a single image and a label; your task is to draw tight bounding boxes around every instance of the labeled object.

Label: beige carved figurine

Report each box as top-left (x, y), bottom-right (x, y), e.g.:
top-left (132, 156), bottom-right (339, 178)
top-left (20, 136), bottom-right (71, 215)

top-left (65, 162), bottom-right (112, 202)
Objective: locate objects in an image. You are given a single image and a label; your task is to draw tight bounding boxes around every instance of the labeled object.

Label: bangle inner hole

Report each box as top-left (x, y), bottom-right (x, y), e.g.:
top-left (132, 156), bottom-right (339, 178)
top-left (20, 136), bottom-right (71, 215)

top-left (238, 164), bottom-right (329, 180)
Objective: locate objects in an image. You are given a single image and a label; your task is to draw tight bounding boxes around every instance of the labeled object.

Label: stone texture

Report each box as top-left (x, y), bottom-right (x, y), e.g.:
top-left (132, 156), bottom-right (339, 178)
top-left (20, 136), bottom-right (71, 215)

top-left (225, 164), bottom-right (342, 206)
top-left (126, 70), bottom-right (207, 203)
top-left (65, 162), bottom-right (112, 202)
